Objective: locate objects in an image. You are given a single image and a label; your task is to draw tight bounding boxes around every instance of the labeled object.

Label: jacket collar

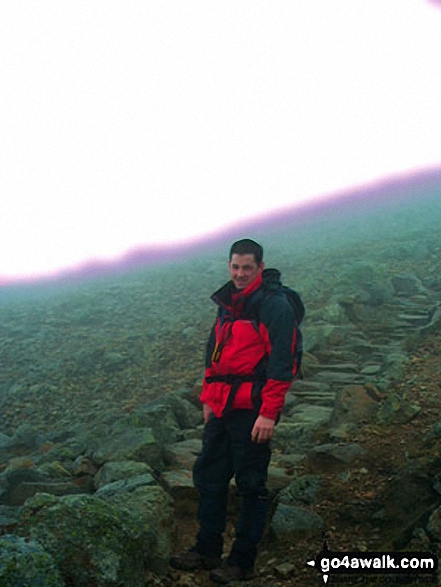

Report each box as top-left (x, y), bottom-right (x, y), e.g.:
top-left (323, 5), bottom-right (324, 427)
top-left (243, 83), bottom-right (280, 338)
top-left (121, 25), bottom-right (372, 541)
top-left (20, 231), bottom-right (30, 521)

top-left (212, 273), bottom-right (263, 309)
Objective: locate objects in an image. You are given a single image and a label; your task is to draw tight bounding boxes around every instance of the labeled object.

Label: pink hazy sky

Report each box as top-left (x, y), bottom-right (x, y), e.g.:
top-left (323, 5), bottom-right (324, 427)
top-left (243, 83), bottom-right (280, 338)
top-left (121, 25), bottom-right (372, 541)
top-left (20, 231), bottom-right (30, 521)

top-left (1, 1), bottom-right (440, 281)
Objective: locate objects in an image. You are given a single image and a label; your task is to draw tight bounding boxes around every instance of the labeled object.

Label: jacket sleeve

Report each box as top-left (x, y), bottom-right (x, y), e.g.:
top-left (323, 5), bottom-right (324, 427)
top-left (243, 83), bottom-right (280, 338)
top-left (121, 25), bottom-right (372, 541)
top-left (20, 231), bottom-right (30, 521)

top-left (259, 294), bottom-right (298, 420)
top-left (205, 321), bottom-right (217, 369)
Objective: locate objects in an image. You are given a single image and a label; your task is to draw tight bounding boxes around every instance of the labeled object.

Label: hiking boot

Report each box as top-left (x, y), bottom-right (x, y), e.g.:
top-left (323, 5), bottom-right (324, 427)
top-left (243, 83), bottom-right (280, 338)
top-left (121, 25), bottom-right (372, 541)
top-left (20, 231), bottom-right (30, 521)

top-left (209, 563), bottom-right (255, 584)
top-left (170, 550), bottom-right (222, 571)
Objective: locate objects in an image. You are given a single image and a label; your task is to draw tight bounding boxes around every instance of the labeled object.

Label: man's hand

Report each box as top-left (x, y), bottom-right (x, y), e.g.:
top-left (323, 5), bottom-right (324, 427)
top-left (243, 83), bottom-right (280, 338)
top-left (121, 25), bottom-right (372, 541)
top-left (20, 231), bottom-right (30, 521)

top-left (203, 403), bottom-right (214, 423)
top-left (251, 415), bottom-right (275, 443)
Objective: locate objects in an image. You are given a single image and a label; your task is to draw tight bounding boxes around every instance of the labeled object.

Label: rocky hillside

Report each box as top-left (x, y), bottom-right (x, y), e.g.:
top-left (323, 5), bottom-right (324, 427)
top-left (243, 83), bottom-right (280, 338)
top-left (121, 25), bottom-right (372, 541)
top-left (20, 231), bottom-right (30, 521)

top-left (1, 191), bottom-right (441, 585)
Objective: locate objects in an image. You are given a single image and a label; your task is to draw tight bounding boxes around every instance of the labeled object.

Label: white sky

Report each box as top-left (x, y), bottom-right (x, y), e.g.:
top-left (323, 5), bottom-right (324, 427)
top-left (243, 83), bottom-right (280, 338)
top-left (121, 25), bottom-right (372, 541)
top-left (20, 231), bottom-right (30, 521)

top-left (1, 0), bottom-right (441, 281)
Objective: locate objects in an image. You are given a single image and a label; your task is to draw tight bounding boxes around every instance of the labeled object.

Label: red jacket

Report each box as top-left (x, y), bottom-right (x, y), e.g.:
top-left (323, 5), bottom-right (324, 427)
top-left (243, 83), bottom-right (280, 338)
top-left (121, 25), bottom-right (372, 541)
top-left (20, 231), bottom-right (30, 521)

top-left (200, 271), bottom-right (300, 421)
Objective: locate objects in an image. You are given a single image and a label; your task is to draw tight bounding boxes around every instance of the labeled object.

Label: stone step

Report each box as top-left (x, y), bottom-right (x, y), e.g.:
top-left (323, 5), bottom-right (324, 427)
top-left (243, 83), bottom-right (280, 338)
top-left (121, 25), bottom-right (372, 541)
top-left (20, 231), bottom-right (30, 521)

top-left (292, 392), bottom-right (336, 407)
top-left (397, 313), bottom-right (430, 327)
top-left (307, 363), bottom-right (359, 373)
top-left (313, 349), bottom-right (358, 360)
top-left (360, 364), bottom-right (382, 375)
top-left (314, 371), bottom-right (365, 385)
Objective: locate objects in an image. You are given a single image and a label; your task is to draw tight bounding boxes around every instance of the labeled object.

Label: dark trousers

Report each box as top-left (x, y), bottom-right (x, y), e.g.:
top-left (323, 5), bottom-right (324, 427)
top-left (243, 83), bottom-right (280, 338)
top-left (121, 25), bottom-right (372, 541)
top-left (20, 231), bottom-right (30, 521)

top-left (192, 409), bottom-right (271, 569)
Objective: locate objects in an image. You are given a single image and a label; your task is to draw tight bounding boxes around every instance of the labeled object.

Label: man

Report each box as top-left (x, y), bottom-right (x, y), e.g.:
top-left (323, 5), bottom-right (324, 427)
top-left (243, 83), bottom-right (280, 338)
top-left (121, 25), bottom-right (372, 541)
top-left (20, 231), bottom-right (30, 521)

top-left (171, 238), bottom-right (302, 583)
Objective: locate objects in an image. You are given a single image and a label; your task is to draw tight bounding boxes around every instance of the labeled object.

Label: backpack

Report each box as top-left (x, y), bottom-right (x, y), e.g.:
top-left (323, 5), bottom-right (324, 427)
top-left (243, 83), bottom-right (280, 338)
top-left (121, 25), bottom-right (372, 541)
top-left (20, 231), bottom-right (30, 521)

top-left (250, 268), bottom-right (305, 377)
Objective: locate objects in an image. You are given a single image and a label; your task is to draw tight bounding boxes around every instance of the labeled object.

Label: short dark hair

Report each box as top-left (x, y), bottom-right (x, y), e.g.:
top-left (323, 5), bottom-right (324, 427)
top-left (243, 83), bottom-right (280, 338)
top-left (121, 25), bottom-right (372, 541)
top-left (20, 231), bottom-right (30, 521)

top-left (229, 239), bottom-right (263, 265)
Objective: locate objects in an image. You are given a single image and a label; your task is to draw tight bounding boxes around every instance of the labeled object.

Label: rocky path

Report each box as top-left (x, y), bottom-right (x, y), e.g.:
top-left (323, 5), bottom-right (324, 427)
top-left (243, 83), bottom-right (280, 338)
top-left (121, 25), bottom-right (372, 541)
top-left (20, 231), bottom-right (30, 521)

top-left (161, 328), bottom-right (441, 587)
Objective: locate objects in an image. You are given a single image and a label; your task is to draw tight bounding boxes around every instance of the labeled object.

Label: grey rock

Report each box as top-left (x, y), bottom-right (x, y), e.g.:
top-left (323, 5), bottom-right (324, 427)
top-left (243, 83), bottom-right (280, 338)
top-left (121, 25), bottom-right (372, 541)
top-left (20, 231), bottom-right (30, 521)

top-left (377, 392), bottom-right (421, 425)
top-left (0, 432), bottom-right (13, 449)
top-left (433, 473), bottom-right (441, 496)
top-left (424, 423), bottom-right (441, 444)
top-left (94, 460), bottom-right (154, 490)
top-left (427, 506), bottom-right (441, 541)
top-left (314, 371), bottom-right (365, 385)
top-left (374, 462), bottom-right (438, 546)
top-left (419, 305), bottom-right (441, 334)
top-left (274, 562), bottom-right (296, 578)
top-left (161, 469), bottom-right (197, 507)
top-left (1, 468), bottom-right (46, 506)
top-left (382, 352), bottom-right (410, 382)
top-left (130, 392), bottom-right (201, 442)
top-left (0, 505), bottom-right (21, 529)
top-left (331, 385), bottom-right (380, 430)
top-left (0, 534), bottom-right (64, 587)
top-left (37, 461), bottom-right (72, 479)
top-left (289, 380), bottom-right (335, 408)
top-left (271, 504), bottom-right (324, 538)
top-left (303, 324), bottom-right (355, 353)
top-left (99, 485), bottom-right (175, 575)
top-left (4, 478), bottom-right (93, 507)
top-left (392, 274), bottom-right (426, 296)
top-left (322, 301), bottom-right (348, 324)
top-left (277, 474), bottom-right (322, 506)
top-left (162, 390), bottom-right (202, 429)
top-left (308, 443), bottom-right (366, 468)
top-left (272, 405), bottom-right (332, 451)
top-left (163, 438), bottom-right (202, 469)
top-left (10, 423), bottom-right (45, 451)
top-left (360, 364), bottom-right (382, 375)
top-left (17, 490), bottom-right (172, 584)
top-left (123, 403), bottom-right (180, 444)
top-left (95, 473), bottom-right (156, 497)
top-left (89, 428), bottom-right (163, 470)
top-left (274, 454), bottom-right (306, 469)
top-left (266, 466), bottom-right (295, 494)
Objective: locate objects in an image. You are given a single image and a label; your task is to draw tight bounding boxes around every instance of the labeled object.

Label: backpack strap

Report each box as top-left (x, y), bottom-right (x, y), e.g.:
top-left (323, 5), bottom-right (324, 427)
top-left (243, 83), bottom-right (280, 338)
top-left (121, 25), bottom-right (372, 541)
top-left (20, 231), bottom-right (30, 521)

top-left (205, 374), bottom-right (266, 415)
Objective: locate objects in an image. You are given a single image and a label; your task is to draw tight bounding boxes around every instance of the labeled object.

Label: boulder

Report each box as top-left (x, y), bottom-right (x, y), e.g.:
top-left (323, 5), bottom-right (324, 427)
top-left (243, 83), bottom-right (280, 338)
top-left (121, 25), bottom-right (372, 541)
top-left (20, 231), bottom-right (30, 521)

top-left (123, 404), bottom-right (180, 444)
top-left (163, 438), bottom-right (202, 469)
top-left (419, 304), bottom-right (441, 335)
top-left (10, 423), bottom-right (46, 451)
top-left (377, 392), bottom-right (421, 425)
top-left (99, 485), bottom-right (175, 574)
top-left (95, 473), bottom-right (156, 497)
top-left (330, 385), bottom-right (380, 431)
top-left (0, 534), bottom-right (64, 587)
top-left (372, 462), bottom-right (438, 548)
top-left (1, 468), bottom-right (46, 506)
top-left (277, 474), bottom-right (322, 506)
top-left (161, 439), bottom-right (203, 510)
top-left (0, 505), bottom-right (21, 531)
top-left (88, 428), bottom-right (163, 470)
top-left (307, 443), bottom-right (367, 472)
top-left (271, 504), bottom-right (324, 539)
top-left (94, 460), bottom-right (154, 490)
top-left (391, 274), bottom-right (426, 296)
top-left (427, 506), bottom-right (441, 541)
top-left (272, 405), bottom-right (333, 452)
top-left (322, 300), bottom-right (348, 324)
top-left (382, 352), bottom-right (410, 382)
top-left (4, 478), bottom-right (93, 507)
top-left (17, 489), bottom-right (173, 585)
top-left (159, 390), bottom-right (202, 429)
top-left (303, 324), bottom-right (355, 353)
top-left (266, 466), bottom-right (295, 495)
top-left (161, 469), bottom-right (196, 507)
top-left (126, 391), bottom-right (202, 444)
top-left (0, 432), bottom-right (13, 450)
top-left (289, 380), bottom-right (335, 408)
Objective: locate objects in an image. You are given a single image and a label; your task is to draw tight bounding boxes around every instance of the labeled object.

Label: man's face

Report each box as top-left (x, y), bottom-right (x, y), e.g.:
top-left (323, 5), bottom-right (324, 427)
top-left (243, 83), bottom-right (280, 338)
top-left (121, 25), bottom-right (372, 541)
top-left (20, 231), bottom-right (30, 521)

top-left (228, 253), bottom-right (264, 290)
